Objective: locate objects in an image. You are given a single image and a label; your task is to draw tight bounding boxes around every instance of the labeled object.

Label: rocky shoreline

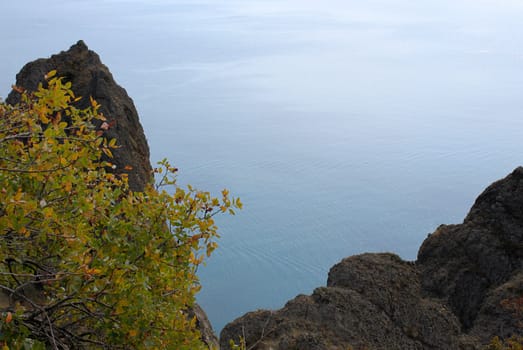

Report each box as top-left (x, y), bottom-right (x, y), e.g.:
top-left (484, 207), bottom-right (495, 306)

top-left (7, 42), bottom-right (522, 350)
top-left (220, 168), bottom-right (523, 349)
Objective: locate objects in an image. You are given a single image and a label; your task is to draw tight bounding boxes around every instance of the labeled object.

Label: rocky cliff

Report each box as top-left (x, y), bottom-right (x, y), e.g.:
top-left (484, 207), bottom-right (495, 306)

top-left (5, 41), bottom-right (219, 349)
top-left (221, 168), bottom-right (523, 349)
top-left (6, 40), bottom-right (152, 192)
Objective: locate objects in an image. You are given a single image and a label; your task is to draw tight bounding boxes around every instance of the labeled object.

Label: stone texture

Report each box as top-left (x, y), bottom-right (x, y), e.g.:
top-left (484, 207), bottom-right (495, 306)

top-left (221, 254), bottom-right (465, 350)
top-left (469, 272), bottom-right (523, 344)
top-left (6, 40), bottom-right (152, 191)
top-left (418, 167), bottom-right (523, 331)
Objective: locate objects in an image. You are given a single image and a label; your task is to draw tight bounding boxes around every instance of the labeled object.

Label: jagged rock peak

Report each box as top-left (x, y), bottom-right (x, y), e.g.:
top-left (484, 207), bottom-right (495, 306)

top-left (73, 39), bottom-right (88, 49)
top-left (6, 40), bottom-right (152, 191)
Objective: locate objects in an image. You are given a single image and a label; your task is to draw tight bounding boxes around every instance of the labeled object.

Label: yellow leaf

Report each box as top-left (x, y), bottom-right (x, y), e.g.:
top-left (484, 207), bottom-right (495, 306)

top-left (86, 268), bottom-right (102, 275)
top-left (43, 207), bottom-right (54, 219)
top-left (102, 148), bottom-right (113, 158)
top-left (129, 329), bottom-right (138, 337)
top-left (236, 198), bottom-right (243, 209)
top-left (39, 109), bottom-right (50, 124)
top-left (45, 70), bottom-right (57, 79)
top-left (13, 188), bottom-right (23, 201)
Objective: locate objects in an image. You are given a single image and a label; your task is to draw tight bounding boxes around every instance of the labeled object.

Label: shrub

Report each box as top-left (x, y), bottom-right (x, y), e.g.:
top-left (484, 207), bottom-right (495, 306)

top-left (0, 71), bottom-right (241, 349)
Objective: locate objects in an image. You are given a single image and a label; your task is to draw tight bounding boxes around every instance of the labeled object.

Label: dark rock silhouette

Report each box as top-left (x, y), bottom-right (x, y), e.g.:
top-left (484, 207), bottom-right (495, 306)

top-left (221, 168), bottom-right (523, 349)
top-left (6, 40), bottom-right (152, 191)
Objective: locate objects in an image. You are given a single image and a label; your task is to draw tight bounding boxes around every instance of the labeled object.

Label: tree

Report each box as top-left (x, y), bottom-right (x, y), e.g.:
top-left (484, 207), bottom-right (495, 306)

top-left (0, 71), bottom-right (241, 349)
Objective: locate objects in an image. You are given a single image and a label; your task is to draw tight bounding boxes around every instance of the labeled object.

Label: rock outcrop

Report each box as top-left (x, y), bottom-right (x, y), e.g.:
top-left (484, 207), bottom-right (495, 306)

top-left (221, 168), bottom-right (523, 349)
top-left (419, 167), bottom-right (523, 343)
top-left (6, 40), bottom-right (152, 191)
top-left (5, 42), bottom-right (220, 349)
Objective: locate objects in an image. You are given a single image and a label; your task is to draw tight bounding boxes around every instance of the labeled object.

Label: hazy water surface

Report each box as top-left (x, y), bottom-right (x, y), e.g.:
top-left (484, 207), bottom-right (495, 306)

top-left (2, 0), bottom-right (523, 332)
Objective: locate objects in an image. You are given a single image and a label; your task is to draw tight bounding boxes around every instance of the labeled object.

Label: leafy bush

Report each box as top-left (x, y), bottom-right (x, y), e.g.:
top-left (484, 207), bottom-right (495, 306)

top-left (0, 71), bottom-right (241, 349)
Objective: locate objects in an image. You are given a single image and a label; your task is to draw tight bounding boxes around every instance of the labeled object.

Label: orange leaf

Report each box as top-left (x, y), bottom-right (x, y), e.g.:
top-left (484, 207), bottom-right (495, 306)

top-left (11, 85), bottom-right (24, 94)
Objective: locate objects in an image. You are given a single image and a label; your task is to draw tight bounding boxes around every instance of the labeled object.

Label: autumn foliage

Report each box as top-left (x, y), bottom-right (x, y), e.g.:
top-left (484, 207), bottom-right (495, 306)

top-left (0, 72), bottom-right (241, 349)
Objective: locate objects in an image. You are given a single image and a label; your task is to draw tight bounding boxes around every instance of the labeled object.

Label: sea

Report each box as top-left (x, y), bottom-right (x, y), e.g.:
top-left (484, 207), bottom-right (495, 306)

top-left (1, 0), bottom-right (523, 333)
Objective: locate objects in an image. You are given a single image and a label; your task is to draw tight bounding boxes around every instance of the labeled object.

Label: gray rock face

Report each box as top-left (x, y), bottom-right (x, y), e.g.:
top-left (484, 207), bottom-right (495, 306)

top-left (327, 254), bottom-right (464, 349)
top-left (221, 254), bottom-right (465, 350)
top-left (6, 40), bottom-right (152, 191)
top-left (418, 166), bottom-right (523, 342)
top-left (221, 168), bottom-right (523, 349)
top-left (470, 272), bottom-right (523, 343)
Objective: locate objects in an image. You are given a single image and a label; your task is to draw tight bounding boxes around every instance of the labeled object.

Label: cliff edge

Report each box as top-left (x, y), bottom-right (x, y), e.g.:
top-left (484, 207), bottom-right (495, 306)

top-left (221, 168), bottom-right (523, 349)
top-left (5, 41), bottom-right (219, 349)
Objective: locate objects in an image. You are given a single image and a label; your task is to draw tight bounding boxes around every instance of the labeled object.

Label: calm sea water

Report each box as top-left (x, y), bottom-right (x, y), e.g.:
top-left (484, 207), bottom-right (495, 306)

top-left (2, 0), bottom-right (523, 333)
